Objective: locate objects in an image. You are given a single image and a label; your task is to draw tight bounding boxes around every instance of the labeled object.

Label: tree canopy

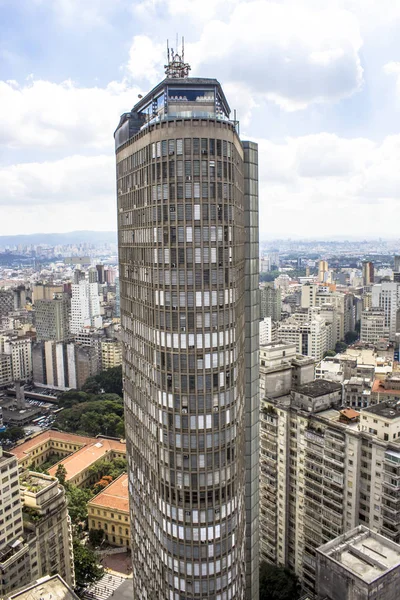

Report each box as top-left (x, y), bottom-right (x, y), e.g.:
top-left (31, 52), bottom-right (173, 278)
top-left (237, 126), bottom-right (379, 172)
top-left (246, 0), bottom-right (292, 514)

top-left (64, 485), bottom-right (93, 526)
top-left (73, 536), bottom-right (104, 587)
top-left (54, 398), bottom-right (125, 438)
top-left (0, 426), bottom-right (25, 443)
top-left (345, 330), bottom-right (359, 345)
top-left (259, 562), bottom-right (301, 600)
top-left (82, 365), bottom-right (123, 396)
top-left (335, 341), bottom-right (348, 354)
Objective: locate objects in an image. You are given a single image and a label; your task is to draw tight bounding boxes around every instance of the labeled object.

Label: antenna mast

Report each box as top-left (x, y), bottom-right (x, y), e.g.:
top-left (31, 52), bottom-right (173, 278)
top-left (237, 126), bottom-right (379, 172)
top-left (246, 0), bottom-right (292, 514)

top-left (164, 35), bottom-right (191, 79)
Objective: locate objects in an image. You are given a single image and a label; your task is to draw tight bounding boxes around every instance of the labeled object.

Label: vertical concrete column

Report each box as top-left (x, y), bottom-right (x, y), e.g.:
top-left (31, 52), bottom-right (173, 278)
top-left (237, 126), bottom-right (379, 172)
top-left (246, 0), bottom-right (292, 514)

top-left (243, 141), bottom-right (260, 600)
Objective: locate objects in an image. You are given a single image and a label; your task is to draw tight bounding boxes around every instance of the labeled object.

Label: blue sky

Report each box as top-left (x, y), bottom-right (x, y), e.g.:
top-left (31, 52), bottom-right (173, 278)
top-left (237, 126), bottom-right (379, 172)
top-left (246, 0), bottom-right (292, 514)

top-left (1, 0), bottom-right (400, 237)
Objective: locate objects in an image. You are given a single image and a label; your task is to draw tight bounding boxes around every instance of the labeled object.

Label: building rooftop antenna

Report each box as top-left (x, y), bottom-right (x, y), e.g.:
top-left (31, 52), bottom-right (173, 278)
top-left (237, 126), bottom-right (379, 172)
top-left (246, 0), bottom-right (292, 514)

top-left (165, 35), bottom-right (191, 79)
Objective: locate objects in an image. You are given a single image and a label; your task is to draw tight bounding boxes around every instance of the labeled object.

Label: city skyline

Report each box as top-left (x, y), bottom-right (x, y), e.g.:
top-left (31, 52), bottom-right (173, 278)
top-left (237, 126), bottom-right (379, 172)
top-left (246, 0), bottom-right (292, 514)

top-left (1, 0), bottom-right (400, 237)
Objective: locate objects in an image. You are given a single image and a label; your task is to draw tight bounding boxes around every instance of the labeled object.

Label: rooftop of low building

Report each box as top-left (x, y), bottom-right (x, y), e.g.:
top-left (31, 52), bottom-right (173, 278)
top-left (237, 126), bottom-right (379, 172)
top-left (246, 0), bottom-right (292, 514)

top-left (295, 379), bottom-right (342, 398)
top-left (317, 526), bottom-right (400, 584)
top-left (363, 399), bottom-right (400, 420)
top-left (7, 574), bottom-right (79, 600)
top-left (48, 436), bottom-right (126, 481)
top-left (88, 473), bottom-right (129, 513)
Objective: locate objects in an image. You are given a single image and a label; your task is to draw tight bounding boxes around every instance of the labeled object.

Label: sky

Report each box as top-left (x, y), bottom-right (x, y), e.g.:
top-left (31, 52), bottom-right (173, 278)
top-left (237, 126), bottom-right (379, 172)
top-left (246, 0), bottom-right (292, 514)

top-left (1, 0), bottom-right (400, 238)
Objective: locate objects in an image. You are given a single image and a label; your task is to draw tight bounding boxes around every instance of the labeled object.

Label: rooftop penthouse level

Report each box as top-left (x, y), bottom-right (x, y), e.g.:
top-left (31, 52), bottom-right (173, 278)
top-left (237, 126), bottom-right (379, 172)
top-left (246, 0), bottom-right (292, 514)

top-left (316, 526), bottom-right (400, 600)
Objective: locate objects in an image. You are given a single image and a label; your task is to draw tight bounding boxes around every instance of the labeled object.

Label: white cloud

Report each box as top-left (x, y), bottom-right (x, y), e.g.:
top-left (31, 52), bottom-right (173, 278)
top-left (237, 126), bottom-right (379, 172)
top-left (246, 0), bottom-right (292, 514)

top-left (0, 154), bottom-right (114, 206)
top-left (31, 0), bottom-right (124, 28)
top-left (0, 78), bottom-right (140, 151)
top-left (384, 61), bottom-right (400, 100)
top-left (126, 36), bottom-right (166, 86)
top-left (188, 1), bottom-right (364, 111)
top-left (255, 133), bottom-right (400, 237)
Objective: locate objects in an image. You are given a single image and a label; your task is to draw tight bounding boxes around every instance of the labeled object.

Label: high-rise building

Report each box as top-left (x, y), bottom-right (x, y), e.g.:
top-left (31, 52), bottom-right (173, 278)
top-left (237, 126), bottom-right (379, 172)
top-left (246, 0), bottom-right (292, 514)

top-left (115, 49), bottom-right (259, 599)
top-left (0, 334), bottom-right (32, 381)
top-left (318, 260), bottom-right (329, 283)
top-left (32, 283), bottom-right (64, 304)
top-left (360, 308), bottom-right (386, 344)
top-left (70, 279), bottom-right (102, 334)
top-left (0, 290), bottom-right (14, 317)
top-left (362, 261), bottom-right (374, 286)
top-left (35, 294), bottom-right (70, 342)
top-left (115, 277), bottom-right (120, 317)
top-left (261, 363), bottom-right (400, 595)
top-left (96, 264), bottom-right (105, 284)
top-left (0, 448), bottom-right (74, 597)
top-left (260, 283), bottom-right (281, 321)
top-left (371, 281), bottom-right (400, 341)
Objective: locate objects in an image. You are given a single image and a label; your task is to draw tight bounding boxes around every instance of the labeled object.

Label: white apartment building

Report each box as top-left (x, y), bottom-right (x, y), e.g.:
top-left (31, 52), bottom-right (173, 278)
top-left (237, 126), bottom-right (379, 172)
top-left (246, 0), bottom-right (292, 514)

top-left (277, 313), bottom-right (332, 361)
top-left (372, 282), bottom-right (400, 341)
top-left (301, 283), bottom-right (355, 340)
top-left (360, 308), bottom-right (386, 344)
top-left (70, 280), bottom-right (102, 334)
top-left (260, 363), bottom-right (400, 594)
top-left (0, 335), bottom-right (32, 381)
top-left (260, 317), bottom-right (272, 345)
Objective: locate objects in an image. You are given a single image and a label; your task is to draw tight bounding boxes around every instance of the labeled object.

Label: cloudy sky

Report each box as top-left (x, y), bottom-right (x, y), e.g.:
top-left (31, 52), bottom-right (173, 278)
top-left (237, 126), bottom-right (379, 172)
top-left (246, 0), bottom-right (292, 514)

top-left (1, 0), bottom-right (400, 238)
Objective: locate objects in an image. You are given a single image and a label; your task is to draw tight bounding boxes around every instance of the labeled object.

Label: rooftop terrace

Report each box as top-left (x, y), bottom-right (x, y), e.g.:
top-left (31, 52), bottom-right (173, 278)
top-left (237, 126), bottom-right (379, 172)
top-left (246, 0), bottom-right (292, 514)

top-left (318, 526), bottom-right (400, 584)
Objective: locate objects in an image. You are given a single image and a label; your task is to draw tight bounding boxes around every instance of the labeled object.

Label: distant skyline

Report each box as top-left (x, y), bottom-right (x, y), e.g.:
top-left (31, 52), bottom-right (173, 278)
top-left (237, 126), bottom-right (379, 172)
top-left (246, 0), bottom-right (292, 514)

top-left (1, 0), bottom-right (400, 236)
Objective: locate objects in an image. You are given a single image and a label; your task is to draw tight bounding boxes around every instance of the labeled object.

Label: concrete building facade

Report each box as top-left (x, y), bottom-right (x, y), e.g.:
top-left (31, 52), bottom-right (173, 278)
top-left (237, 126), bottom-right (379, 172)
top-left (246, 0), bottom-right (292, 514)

top-left (372, 282), bottom-right (400, 342)
top-left (88, 473), bottom-right (130, 548)
top-left (35, 295), bottom-right (70, 342)
top-left (260, 284), bottom-right (282, 322)
top-left (115, 60), bottom-right (259, 598)
top-left (316, 526), bottom-right (400, 600)
top-left (0, 448), bottom-right (74, 597)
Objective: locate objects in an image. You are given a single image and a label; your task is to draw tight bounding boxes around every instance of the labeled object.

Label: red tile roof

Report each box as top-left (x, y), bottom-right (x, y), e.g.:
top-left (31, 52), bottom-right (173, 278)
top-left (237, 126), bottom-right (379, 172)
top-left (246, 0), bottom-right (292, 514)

top-left (88, 473), bottom-right (129, 513)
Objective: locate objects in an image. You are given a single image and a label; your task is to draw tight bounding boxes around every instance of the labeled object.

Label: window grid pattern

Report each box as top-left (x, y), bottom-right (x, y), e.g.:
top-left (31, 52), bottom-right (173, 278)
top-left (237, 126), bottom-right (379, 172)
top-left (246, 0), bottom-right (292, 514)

top-left (117, 119), bottom-right (247, 599)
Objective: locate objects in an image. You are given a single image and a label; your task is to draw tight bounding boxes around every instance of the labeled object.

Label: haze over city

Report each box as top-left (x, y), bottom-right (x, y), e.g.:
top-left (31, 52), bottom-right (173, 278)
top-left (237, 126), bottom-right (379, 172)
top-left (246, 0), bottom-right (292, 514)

top-left (2, 0), bottom-right (400, 237)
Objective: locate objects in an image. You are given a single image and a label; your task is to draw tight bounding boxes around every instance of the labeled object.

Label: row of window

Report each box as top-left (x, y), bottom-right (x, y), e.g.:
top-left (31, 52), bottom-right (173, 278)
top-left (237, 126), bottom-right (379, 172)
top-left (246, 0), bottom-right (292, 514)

top-left (118, 138), bottom-right (237, 176)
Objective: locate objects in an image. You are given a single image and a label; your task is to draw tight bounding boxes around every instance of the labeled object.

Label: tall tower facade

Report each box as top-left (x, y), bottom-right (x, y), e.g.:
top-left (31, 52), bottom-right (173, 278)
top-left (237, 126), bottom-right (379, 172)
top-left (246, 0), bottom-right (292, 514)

top-left (362, 261), bottom-right (374, 286)
top-left (116, 50), bottom-right (259, 600)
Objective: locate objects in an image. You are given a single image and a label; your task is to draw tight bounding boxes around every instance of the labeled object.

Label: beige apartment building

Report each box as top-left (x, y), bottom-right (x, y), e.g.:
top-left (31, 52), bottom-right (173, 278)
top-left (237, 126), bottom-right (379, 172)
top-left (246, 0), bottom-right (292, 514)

top-left (88, 473), bottom-right (130, 548)
top-left (0, 447), bottom-right (74, 597)
top-left (260, 344), bottom-right (400, 594)
top-left (101, 339), bottom-right (122, 370)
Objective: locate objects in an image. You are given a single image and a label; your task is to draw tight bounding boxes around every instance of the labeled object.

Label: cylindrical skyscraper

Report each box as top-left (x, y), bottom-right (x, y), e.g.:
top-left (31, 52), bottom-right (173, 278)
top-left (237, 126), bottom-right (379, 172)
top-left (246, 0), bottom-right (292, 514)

top-left (115, 47), bottom-right (259, 600)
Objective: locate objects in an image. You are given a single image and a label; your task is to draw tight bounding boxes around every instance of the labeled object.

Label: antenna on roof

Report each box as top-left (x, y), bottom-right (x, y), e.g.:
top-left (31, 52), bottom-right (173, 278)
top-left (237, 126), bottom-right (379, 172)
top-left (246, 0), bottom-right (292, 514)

top-left (165, 35), bottom-right (191, 79)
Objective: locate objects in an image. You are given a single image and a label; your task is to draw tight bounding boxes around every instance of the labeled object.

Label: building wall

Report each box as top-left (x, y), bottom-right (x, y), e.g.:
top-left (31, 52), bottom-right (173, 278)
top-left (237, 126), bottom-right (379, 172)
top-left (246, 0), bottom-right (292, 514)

top-left (0, 291), bottom-right (15, 317)
top-left (21, 473), bottom-right (75, 588)
top-left (118, 118), bottom-right (251, 599)
top-left (260, 396), bottom-right (400, 594)
top-left (88, 506), bottom-right (130, 547)
top-left (0, 354), bottom-right (12, 386)
top-left (35, 296), bottom-right (70, 342)
top-left (101, 340), bottom-right (122, 369)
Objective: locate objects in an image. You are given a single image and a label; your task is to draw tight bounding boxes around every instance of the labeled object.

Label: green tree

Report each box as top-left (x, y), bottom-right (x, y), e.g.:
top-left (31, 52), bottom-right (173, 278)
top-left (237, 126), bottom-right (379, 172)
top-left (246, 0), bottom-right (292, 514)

top-left (82, 377), bottom-right (101, 395)
top-left (55, 463), bottom-right (67, 486)
top-left (65, 485), bottom-right (93, 526)
top-left (323, 350), bottom-right (336, 358)
top-left (88, 528), bottom-right (105, 548)
top-left (73, 537), bottom-right (104, 587)
top-left (259, 562), bottom-right (301, 600)
top-left (335, 341), bottom-right (348, 354)
top-left (95, 365), bottom-right (123, 396)
top-left (53, 397), bottom-right (124, 438)
top-left (345, 330), bottom-right (359, 345)
top-left (7, 427), bottom-right (25, 442)
top-left (58, 390), bottom-right (91, 409)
